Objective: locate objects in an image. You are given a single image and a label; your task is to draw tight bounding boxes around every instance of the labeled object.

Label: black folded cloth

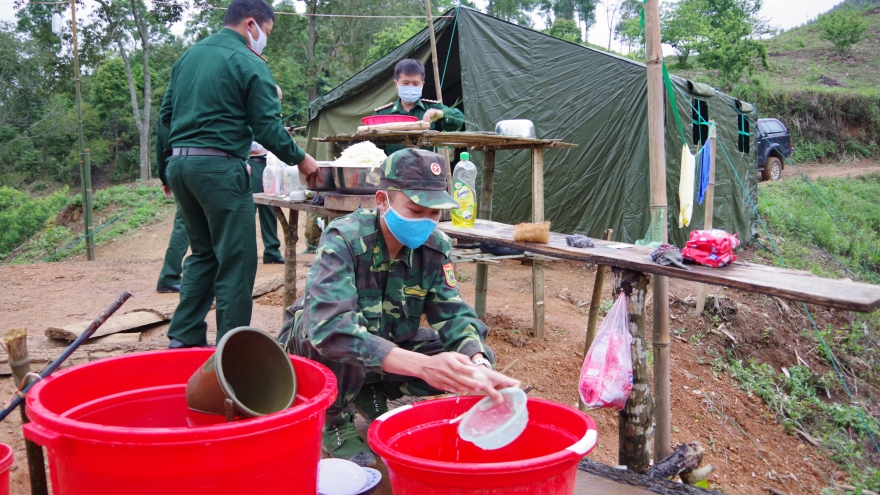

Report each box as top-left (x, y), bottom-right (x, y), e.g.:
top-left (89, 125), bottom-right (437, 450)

top-left (566, 234), bottom-right (595, 248)
top-left (651, 243), bottom-right (692, 270)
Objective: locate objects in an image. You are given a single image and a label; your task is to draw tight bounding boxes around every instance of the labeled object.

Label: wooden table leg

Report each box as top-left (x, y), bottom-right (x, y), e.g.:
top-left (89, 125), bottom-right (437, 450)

top-left (531, 147), bottom-right (545, 339)
top-left (612, 268), bottom-right (654, 473)
top-left (274, 207), bottom-right (299, 319)
top-left (474, 150), bottom-right (495, 318)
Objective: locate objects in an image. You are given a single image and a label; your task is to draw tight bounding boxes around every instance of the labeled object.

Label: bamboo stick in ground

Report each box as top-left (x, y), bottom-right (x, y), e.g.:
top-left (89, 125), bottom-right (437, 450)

top-left (2, 328), bottom-right (49, 495)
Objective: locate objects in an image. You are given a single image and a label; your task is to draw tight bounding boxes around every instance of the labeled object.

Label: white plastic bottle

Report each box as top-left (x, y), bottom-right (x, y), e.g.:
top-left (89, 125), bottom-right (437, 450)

top-left (451, 152), bottom-right (478, 228)
top-left (261, 158), bottom-right (276, 196)
top-left (267, 153), bottom-right (286, 196)
top-left (283, 165), bottom-right (304, 199)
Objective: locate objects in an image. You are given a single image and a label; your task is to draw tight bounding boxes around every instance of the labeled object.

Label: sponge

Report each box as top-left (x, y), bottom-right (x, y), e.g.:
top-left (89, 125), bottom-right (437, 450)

top-left (513, 222), bottom-right (551, 243)
top-left (566, 234), bottom-right (595, 248)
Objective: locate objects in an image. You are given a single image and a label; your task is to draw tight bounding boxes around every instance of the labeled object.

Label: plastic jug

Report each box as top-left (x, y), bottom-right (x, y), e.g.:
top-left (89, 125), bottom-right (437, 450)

top-left (267, 153), bottom-right (286, 196)
top-left (283, 165), bottom-right (302, 197)
top-left (451, 152), bottom-right (477, 228)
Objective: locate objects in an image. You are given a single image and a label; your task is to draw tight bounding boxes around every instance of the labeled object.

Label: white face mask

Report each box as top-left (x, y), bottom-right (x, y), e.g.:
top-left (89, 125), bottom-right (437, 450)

top-left (247, 21), bottom-right (267, 55)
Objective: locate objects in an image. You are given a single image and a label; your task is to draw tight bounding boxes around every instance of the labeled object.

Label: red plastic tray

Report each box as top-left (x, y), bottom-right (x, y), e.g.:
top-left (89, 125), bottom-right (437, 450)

top-left (361, 115), bottom-right (418, 126)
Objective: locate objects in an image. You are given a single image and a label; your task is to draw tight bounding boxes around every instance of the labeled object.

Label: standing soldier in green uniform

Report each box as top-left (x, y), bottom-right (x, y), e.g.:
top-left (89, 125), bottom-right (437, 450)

top-left (160, 0), bottom-right (317, 348)
top-left (247, 141), bottom-right (284, 264)
top-left (374, 58), bottom-right (465, 155)
top-left (155, 121), bottom-right (188, 293)
top-left (279, 148), bottom-right (519, 467)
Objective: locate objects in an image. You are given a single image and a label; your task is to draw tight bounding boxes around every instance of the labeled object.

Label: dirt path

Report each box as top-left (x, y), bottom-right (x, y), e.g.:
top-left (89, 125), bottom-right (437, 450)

top-left (781, 159), bottom-right (880, 180)
top-left (0, 211), bottom-right (849, 494)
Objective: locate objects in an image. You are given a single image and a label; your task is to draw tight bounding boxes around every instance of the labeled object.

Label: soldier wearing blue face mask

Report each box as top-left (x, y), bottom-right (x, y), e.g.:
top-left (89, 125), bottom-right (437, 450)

top-left (279, 148), bottom-right (519, 468)
top-left (373, 59), bottom-right (465, 155)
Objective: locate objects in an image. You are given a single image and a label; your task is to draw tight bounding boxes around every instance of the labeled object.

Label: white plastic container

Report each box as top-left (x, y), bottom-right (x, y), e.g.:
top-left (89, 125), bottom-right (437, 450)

top-left (283, 165), bottom-right (302, 198)
top-left (261, 160), bottom-right (276, 196)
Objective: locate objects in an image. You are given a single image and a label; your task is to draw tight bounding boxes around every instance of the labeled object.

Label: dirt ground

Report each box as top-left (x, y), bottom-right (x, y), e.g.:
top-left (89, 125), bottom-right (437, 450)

top-left (0, 205), bottom-right (860, 495)
top-left (780, 159), bottom-right (880, 180)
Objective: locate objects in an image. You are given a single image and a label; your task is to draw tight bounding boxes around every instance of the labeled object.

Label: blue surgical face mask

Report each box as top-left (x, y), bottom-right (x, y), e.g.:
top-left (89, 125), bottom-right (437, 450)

top-left (397, 85), bottom-right (422, 104)
top-left (383, 203), bottom-right (438, 249)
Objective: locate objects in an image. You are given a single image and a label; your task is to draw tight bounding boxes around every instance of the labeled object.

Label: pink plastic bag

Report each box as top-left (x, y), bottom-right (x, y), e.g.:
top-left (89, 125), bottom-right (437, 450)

top-left (578, 293), bottom-right (633, 410)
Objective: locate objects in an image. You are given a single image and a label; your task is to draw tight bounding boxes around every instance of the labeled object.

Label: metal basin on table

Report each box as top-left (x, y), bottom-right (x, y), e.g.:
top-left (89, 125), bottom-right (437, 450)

top-left (332, 166), bottom-right (381, 194)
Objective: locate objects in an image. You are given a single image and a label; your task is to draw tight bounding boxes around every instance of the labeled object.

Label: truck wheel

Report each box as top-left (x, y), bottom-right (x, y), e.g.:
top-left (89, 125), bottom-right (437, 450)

top-left (762, 157), bottom-right (783, 181)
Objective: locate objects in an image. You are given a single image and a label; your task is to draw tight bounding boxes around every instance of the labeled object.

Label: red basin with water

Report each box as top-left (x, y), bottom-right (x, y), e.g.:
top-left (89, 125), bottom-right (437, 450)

top-left (368, 396), bottom-right (598, 495)
top-left (24, 349), bottom-right (336, 494)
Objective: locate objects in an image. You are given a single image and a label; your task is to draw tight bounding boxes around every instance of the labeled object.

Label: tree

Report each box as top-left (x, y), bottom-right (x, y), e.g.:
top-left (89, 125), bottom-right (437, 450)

top-left (92, 0), bottom-right (183, 181)
top-left (660, 0), bottom-right (707, 68)
top-left (817, 4), bottom-right (868, 55)
top-left (539, 0), bottom-right (597, 34)
top-left (600, 0), bottom-right (623, 51)
top-left (694, 0), bottom-right (769, 84)
top-left (366, 18), bottom-right (427, 65)
top-left (614, 0), bottom-right (643, 53)
top-left (542, 17), bottom-right (582, 43)
top-left (487, 0), bottom-right (540, 26)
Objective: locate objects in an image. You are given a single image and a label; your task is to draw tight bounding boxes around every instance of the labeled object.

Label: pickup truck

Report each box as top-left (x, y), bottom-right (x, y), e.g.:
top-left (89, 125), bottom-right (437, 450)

top-left (756, 118), bottom-right (793, 181)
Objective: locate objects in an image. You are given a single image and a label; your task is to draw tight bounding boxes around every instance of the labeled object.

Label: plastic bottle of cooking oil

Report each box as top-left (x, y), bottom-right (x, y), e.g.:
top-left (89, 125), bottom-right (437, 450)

top-left (451, 152), bottom-right (477, 228)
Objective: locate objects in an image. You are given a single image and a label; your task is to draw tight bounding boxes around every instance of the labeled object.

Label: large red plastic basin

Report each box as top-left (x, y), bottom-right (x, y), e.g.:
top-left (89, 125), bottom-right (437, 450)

top-left (0, 443), bottom-right (12, 495)
top-left (24, 349), bottom-right (336, 494)
top-left (368, 396), bottom-right (598, 495)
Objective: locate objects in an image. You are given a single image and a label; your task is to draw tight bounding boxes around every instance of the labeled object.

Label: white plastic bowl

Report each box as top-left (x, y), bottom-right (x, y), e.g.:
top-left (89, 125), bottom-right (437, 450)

top-left (457, 387), bottom-right (528, 450)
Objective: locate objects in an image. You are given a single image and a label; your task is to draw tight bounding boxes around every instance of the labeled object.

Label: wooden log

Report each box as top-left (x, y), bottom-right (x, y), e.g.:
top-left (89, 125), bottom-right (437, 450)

top-left (45, 311), bottom-right (164, 341)
top-left (613, 268), bottom-right (654, 472)
top-left (580, 229), bottom-right (614, 412)
top-left (2, 328), bottom-right (49, 495)
top-left (474, 149), bottom-right (495, 318)
top-left (322, 192), bottom-right (376, 212)
top-left (644, 442), bottom-right (704, 480)
top-left (578, 459), bottom-right (727, 495)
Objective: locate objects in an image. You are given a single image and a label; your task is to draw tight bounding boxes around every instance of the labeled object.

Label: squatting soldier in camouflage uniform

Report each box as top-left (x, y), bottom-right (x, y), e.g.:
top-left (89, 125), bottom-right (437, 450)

top-left (279, 148), bottom-right (519, 467)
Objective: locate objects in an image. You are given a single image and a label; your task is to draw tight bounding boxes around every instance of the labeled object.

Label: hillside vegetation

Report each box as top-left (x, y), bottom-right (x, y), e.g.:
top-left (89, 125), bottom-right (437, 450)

top-left (674, 4), bottom-right (880, 163)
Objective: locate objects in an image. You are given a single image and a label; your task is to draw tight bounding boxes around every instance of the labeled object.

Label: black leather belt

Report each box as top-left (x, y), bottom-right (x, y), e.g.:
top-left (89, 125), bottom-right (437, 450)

top-left (250, 156), bottom-right (267, 164)
top-left (172, 147), bottom-right (233, 157)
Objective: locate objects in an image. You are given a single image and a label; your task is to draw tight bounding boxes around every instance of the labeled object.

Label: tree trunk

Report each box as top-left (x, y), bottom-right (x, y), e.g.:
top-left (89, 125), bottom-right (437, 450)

top-left (612, 268), bottom-right (654, 473)
top-left (131, 0), bottom-right (151, 180)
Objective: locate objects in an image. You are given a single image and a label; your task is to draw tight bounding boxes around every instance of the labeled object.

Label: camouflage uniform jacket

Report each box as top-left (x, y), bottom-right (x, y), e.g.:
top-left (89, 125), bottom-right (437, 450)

top-left (292, 208), bottom-right (494, 373)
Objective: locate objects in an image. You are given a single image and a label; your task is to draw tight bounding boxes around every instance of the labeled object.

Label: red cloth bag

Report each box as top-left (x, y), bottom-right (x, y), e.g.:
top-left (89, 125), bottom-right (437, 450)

top-left (681, 229), bottom-right (740, 267)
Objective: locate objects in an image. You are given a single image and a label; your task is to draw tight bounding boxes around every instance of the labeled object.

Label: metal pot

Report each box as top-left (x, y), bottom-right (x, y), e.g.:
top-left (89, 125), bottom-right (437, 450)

top-left (494, 119), bottom-right (536, 139)
top-left (332, 165), bottom-right (382, 194)
top-left (300, 161), bottom-right (336, 191)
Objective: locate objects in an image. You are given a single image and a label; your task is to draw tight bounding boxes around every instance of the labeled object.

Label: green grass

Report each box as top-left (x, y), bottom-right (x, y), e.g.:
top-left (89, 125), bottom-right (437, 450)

top-left (712, 353), bottom-right (880, 492)
top-left (756, 173), bottom-right (880, 282)
top-left (4, 183), bottom-right (174, 264)
top-left (0, 186), bottom-right (70, 259)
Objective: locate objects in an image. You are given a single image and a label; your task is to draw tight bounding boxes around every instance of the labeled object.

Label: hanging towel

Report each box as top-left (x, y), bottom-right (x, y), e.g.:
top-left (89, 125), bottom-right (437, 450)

top-left (697, 137), bottom-right (712, 205)
top-left (678, 144), bottom-right (696, 228)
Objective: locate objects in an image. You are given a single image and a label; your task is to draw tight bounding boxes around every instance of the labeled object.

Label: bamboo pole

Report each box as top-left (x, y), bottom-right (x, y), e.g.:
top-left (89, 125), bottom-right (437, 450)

top-left (474, 150), bottom-right (496, 318)
top-left (613, 269), bottom-right (654, 472)
top-left (693, 123), bottom-right (718, 317)
top-left (531, 147), bottom-right (545, 340)
top-left (425, 0), bottom-right (443, 105)
top-left (579, 228), bottom-right (613, 412)
top-left (645, 0), bottom-right (671, 462)
top-left (2, 329), bottom-right (48, 495)
top-left (71, 0), bottom-right (95, 261)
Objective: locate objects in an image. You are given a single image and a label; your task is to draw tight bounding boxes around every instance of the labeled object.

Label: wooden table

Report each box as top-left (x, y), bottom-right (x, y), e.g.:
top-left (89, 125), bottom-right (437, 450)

top-left (313, 130), bottom-right (577, 338)
top-left (439, 219), bottom-right (880, 313)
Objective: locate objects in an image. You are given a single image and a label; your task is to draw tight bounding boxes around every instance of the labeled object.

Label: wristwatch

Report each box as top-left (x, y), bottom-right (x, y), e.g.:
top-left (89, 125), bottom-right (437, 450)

top-left (471, 357), bottom-right (491, 369)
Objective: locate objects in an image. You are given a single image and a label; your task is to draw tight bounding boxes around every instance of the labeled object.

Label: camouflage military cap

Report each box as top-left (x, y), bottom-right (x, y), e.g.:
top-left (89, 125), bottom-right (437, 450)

top-left (379, 149), bottom-right (460, 209)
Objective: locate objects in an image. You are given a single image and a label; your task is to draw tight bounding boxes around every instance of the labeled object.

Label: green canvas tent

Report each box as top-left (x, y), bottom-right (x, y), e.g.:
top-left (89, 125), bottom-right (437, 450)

top-left (306, 7), bottom-right (758, 245)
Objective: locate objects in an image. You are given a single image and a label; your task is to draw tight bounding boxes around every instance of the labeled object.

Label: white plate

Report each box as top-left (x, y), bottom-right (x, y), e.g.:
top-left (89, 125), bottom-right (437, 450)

top-left (353, 468), bottom-right (381, 494)
top-left (318, 458), bottom-right (367, 495)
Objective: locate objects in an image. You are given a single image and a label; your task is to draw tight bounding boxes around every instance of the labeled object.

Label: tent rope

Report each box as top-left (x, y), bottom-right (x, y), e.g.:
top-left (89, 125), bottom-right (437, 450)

top-left (440, 6), bottom-right (459, 90)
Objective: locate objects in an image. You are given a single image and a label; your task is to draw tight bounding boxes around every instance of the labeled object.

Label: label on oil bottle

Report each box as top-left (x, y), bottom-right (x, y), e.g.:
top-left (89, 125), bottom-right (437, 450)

top-left (451, 180), bottom-right (476, 227)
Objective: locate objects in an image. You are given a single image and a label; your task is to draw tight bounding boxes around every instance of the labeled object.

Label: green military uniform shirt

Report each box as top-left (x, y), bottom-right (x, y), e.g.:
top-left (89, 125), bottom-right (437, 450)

top-left (374, 98), bottom-right (465, 155)
top-left (293, 208), bottom-right (493, 373)
top-left (159, 28), bottom-right (305, 164)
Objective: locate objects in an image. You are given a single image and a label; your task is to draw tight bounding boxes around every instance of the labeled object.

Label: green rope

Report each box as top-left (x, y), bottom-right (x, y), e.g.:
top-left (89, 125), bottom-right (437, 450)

top-left (440, 7), bottom-right (459, 89)
top-left (662, 61), bottom-right (688, 148)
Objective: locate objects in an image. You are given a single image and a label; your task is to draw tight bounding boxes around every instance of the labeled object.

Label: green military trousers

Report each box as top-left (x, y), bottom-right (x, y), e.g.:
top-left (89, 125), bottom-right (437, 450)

top-left (247, 159), bottom-right (283, 262)
top-left (166, 155), bottom-right (257, 346)
top-left (156, 205), bottom-right (189, 287)
top-left (279, 305), bottom-right (446, 423)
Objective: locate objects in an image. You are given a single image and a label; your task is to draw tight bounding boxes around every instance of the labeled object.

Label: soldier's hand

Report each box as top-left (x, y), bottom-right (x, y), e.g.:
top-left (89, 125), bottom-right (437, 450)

top-left (161, 185), bottom-right (173, 200)
top-left (423, 109), bottom-right (444, 123)
top-left (297, 154), bottom-right (319, 188)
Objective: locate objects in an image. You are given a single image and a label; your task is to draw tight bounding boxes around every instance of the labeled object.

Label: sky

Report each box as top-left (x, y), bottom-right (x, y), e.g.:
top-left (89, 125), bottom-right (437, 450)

top-left (0, 0), bottom-right (845, 53)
